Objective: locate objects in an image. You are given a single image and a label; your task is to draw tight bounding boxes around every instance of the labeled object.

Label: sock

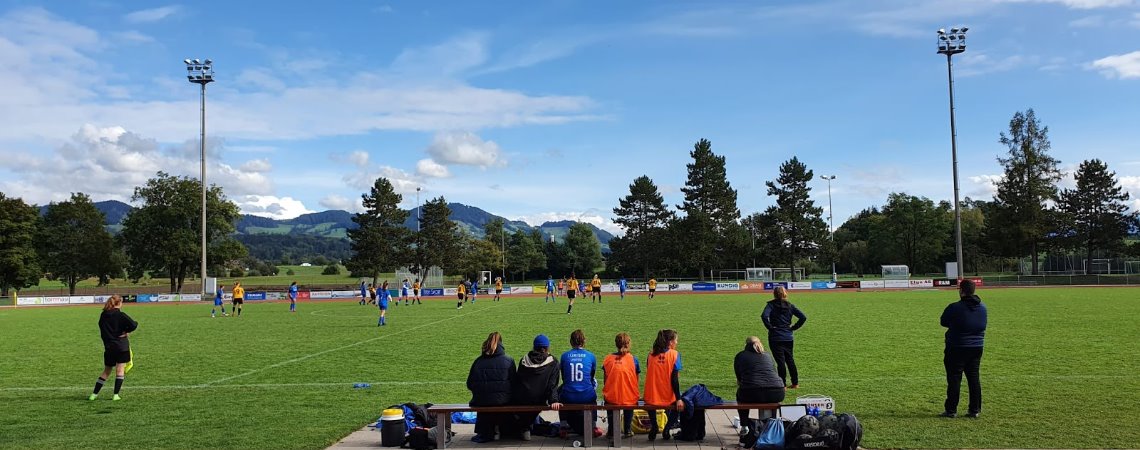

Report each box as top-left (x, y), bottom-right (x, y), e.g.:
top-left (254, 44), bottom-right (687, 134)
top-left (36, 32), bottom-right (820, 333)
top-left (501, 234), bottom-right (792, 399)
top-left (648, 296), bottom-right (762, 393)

top-left (211, 308), bottom-right (216, 315)
top-left (93, 377), bottom-right (106, 394)
top-left (567, 304), bottom-right (573, 314)
top-left (381, 316), bottom-right (386, 325)
top-left (113, 376), bottom-right (124, 394)
top-left (378, 317), bottom-right (383, 326)
top-left (221, 307), bottom-right (226, 314)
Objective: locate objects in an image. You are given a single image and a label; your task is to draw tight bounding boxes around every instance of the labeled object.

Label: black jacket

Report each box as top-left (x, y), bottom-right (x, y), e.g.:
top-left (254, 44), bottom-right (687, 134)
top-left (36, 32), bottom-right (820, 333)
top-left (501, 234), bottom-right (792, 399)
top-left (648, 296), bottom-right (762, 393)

top-left (467, 343), bottom-right (516, 406)
top-left (511, 350), bottom-right (560, 405)
top-left (99, 309), bottom-right (138, 352)
top-left (761, 299), bottom-right (807, 342)
top-left (941, 294), bottom-right (987, 348)
top-left (734, 345), bottom-right (785, 390)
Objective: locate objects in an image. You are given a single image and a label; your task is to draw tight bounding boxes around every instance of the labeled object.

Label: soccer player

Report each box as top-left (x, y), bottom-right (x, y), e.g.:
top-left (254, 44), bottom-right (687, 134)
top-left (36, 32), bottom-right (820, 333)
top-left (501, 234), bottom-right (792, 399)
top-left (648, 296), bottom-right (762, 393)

top-left (401, 278), bottom-right (410, 305)
top-left (457, 279), bottom-right (467, 310)
top-left (644, 329), bottom-right (683, 441)
top-left (368, 283), bottom-right (377, 306)
top-left (470, 278), bottom-right (479, 303)
top-left (566, 275), bottom-right (578, 314)
top-left (211, 284), bottom-right (227, 318)
top-left (288, 281), bottom-right (298, 313)
top-left (618, 276), bottom-right (628, 300)
top-left (232, 282), bottom-right (245, 317)
top-left (648, 277), bottom-right (657, 300)
top-left (559, 329), bottom-right (598, 437)
top-left (493, 277), bottom-right (503, 301)
top-left (578, 277), bottom-right (587, 299)
top-left (412, 278), bottom-right (422, 305)
top-left (591, 274), bottom-right (602, 303)
top-left (377, 281), bottom-right (391, 326)
top-left (359, 280), bottom-right (368, 305)
top-left (545, 275), bottom-right (556, 303)
top-left (90, 295), bottom-right (137, 401)
top-left (557, 278), bottom-right (565, 297)
top-left (603, 332), bottom-right (640, 439)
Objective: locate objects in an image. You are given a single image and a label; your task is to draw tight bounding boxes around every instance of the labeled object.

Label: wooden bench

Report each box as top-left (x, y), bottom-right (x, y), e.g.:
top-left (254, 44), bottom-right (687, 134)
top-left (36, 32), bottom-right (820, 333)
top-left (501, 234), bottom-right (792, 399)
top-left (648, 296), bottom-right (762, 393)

top-left (427, 401), bottom-right (780, 448)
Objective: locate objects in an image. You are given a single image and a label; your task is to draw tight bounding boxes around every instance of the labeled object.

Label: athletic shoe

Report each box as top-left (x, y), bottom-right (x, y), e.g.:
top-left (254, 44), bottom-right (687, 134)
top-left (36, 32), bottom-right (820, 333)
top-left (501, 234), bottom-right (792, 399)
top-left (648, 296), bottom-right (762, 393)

top-left (211, 315), bottom-right (215, 318)
top-left (112, 394), bottom-right (122, 401)
top-left (789, 384), bottom-right (799, 389)
top-left (966, 412), bottom-right (980, 418)
top-left (738, 426), bottom-right (750, 436)
top-left (938, 411), bottom-right (956, 418)
top-left (470, 434), bottom-right (494, 444)
top-left (88, 394), bottom-right (97, 401)
top-left (521, 430), bottom-right (531, 441)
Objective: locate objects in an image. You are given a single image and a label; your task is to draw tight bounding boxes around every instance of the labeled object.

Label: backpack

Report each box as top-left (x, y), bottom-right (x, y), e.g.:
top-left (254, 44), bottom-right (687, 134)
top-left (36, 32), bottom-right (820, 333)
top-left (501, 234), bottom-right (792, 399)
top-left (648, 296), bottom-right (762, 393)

top-left (405, 426), bottom-right (453, 450)
top-left (739, 418), bottom-right (765, 448)
top-left (756, 418), bottom-right (785, 450)
top-left (403, 402), bottom-right (436, 429)
top-left (673, 408), bottom-right (705, 441)
top-left (834, 414), bottom-right (862, 450)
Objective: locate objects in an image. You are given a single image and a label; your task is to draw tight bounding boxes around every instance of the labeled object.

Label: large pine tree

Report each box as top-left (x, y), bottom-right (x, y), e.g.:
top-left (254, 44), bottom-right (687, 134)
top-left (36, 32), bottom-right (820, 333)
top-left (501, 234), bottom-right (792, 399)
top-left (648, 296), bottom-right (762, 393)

top-left (346, 178), bottom-right (411, 285)
top-left (1055, 159), bottom-right (1139, 274)
top-left (413, 196), bottom-right (459, 281)
top-left (763, 157), bottom-right (828, 280)
top-left (990, 109), bottom-right (1061, 274)
top-left (611, 175), bottom-right (673, 278)
top-left (678, 139), bottom-right (741, 280)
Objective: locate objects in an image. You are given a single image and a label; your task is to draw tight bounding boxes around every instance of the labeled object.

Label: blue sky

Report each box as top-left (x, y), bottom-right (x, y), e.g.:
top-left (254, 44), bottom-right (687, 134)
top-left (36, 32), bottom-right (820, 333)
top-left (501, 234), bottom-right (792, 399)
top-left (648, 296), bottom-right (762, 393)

top-left (1, 0), bottom-right (1138, 234)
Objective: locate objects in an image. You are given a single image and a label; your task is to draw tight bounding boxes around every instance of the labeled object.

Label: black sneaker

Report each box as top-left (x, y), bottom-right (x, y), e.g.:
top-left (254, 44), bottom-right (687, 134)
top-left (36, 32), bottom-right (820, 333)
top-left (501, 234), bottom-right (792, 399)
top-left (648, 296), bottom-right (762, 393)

top-left (938, 411), bottom-right (957, 418)
top-left (966, 412), bottom-right (980, 418)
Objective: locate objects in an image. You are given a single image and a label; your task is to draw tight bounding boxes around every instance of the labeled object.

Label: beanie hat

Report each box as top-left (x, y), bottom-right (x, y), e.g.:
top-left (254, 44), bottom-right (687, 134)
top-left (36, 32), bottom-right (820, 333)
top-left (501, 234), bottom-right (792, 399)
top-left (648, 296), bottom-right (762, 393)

top-left (533, 334), bottom-right (550, 349)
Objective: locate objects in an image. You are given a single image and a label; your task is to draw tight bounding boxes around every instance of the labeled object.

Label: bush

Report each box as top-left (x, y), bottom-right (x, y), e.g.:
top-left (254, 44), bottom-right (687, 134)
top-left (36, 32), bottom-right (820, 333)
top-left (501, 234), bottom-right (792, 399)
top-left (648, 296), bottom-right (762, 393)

top-left (247, 269), bottom-right (262, 277)
top-left (322, 264), bottom-right (340, 275)
top-left (312, 255), bottom-right (330, 266)
top-left (229, 267), bottom-right (245, 277)
top-left (286, 269), bottom-right (296, 276)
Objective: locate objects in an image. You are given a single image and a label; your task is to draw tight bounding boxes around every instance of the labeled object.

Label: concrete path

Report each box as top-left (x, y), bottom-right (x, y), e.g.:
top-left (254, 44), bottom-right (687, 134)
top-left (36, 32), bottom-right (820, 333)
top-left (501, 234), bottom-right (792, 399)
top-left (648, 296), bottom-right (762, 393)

top-left (328, 409), bottom-right (751, 450)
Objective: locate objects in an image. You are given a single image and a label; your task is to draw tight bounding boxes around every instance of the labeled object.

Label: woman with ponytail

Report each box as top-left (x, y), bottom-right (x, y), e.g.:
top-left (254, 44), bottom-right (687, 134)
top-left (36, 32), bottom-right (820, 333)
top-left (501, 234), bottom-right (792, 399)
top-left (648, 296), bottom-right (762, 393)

top-left (90, 295), bottom-right (137, 401)
top-left (644, 329), bottom-right (683, 441)
top-left (602, 332), bottom-right (640, 439)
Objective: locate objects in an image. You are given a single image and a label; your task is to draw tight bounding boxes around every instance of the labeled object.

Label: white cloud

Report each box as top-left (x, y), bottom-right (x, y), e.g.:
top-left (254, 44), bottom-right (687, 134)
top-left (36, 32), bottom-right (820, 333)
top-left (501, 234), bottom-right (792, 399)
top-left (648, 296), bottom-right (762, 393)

top-left (319, 194), bottom-right (363, 212)
top-left (513, 211), bottom-right (622, 235)
top-left (240, 158), bottom-right (272, 173)
top-left (416, 158), bottom-right (451, 178)
top-left (1133, 12), bottom-right (1140, 27)
top-left (113, 30), bottom-right (154, 43)
top-left (957, 52), bottom-right (1037, 77)
top-left (967, 174), bottom-right (1004, 198)
top-left (391, 32), bottom-right (489, 78)
top-left (123, 5), bottom-right (182, 23)
top-left (1120, 175), bottom-right (1140, 190)
top-left (426, 131), bottom-right (505, 168)
top-left (343, 165), bottom-right (420, 196)
top-left (235, 195), bottom-right (313, 220)
top-left (349, 151), bottom-right (370, 167)
top-left (1003, 0), bottom-right (1133, 8)
top-left (1090, 51), bottom-right (1140, 79)
top-left (1069, 15), bottom-right (1105, 27)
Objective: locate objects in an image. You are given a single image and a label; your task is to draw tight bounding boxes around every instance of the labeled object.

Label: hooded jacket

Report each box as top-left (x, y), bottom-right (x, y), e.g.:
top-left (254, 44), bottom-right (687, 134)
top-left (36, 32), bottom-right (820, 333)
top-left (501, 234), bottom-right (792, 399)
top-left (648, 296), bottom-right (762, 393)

top-left (467, 343), bottom-right (516, 406)
top-left (679, 384), bottom-right (724, 419)
top-left (941, 294), bottom-right (987, 348)
top-left (734, 344), bottom-right (785, 390)
top-left (511, 350), bottom-right (560, 405)
top-left (761, 299), bottom-right (807, 342)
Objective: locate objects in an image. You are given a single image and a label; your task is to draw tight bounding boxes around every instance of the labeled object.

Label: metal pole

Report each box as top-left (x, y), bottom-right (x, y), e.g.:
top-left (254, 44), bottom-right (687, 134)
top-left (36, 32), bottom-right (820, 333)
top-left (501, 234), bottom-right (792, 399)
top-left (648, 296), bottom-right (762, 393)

top-left (827, 179), bottom-right (836, 282)
top-left (200, 82), bottom-right (208, 299)
top-left (947, 53), bottom-right (965, 281)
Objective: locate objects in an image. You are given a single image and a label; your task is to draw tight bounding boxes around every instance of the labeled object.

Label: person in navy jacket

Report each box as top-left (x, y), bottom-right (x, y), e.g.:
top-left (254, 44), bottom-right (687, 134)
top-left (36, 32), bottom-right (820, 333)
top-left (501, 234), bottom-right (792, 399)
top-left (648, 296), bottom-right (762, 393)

top-left (761, 286), bottom-right (807, 389)
top-left (939, 279), bottom-right (987, 418)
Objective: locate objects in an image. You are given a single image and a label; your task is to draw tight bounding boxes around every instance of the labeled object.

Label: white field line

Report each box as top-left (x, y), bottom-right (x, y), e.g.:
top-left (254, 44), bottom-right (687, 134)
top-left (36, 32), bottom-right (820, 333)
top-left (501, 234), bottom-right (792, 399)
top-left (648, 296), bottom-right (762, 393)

top-left (4, 374), bottom-right (1133, 393)
top-left (200, 302), bottom-right (507, 387)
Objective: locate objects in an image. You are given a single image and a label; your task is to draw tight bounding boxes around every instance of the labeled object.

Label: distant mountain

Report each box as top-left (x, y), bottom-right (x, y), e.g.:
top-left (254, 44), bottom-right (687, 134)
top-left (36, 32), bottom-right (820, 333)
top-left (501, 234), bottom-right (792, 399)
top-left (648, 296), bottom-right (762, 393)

top-left (39, 199), bottom-right (132, 224)
top-left (537, 220), bottom-right (615, 251)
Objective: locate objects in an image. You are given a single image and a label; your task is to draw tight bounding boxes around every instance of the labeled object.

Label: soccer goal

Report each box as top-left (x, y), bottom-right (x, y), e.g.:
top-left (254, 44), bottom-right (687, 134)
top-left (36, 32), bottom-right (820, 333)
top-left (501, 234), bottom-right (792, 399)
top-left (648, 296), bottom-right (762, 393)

top-left (746, 268), bottom-right (773, 281)
top-left (395, 266), bottom-right (444, 287)
top-left (1126, 261), bottom-right (1140, 275)
top-left (881, 265), bottom-right (910, 280)
top-left (1084, 259), bottom-right (1112, 275)
top-left (772, 268), bottom-right (805, 281)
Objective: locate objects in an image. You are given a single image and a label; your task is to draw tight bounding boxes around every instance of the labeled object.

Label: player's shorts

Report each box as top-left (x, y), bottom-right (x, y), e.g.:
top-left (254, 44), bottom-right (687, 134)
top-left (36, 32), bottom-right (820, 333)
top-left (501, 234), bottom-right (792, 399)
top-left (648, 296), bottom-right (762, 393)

top-left (457, 293), bottom-right (465, 300)
top-left (547, 287), bottom-right (554, 293)
top-left (402, 289), bottom-right (408, 296)
top-left (103, 349), bottom-right (131, 367)
top-left (495, 289), bottom-right (502, 294)
top-left (233, 297), bottom-right (244, 305)
top-left (289, 295), bottom-right (297, 302)
top-left (214, 298), bottom-right (223, 306)
top-left (378, 300), bottom-right (389, 310)
top-left (592, 286), bottom-right (601, 293)
top-left (649, 288), bottom-right (656, 293)
top-left (568, 290), bottom-right (576, 299)
top-left (413, 289), bottom-right (419, 296)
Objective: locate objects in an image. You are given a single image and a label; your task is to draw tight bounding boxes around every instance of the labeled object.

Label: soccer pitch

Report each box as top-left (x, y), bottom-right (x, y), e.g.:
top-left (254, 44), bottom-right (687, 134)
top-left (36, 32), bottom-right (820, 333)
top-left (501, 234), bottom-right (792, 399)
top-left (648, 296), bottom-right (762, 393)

top-left (1, 288), bottom-right (1138, 449)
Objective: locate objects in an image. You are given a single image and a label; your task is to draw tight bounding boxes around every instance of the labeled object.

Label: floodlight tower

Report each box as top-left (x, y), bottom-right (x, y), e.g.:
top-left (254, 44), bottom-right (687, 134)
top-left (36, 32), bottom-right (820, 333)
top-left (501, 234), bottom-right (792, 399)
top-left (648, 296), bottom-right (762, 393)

top-left (185, 58), bottom-right (214, 299)
top-left (820, 175), bottom-right (837, 282)
top-left (937, 27), bottom-right (967, 281)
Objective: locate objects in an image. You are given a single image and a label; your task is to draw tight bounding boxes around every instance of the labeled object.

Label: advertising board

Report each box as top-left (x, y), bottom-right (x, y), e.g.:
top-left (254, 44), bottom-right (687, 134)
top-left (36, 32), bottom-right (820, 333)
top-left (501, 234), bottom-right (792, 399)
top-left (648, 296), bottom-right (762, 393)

top-left (715, 282), bottom-right (741, 291)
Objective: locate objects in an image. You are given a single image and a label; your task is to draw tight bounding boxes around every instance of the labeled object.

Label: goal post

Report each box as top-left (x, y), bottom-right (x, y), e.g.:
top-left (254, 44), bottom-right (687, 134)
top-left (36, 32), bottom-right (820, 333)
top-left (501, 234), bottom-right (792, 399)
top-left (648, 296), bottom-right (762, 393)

top-left (881, 265), bottom-right (910, 280)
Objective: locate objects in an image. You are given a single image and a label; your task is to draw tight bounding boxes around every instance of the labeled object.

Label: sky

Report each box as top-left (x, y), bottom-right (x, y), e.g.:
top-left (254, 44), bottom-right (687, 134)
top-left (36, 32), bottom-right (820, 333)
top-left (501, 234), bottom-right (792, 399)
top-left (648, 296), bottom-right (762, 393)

top-left (1, 0), bottom-right (1139, 235)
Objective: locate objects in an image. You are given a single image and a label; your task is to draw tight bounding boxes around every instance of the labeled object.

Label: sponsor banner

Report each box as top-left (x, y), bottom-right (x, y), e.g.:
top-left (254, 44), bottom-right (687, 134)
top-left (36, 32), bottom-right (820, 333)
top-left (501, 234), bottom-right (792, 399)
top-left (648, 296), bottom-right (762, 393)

top-left (136, 294), bottom-right (157, 303)
top-left (789, 282), bottom-right (813, 290)
top-left (93, 295), bottom-right (112, 304)
top-left (43, 296), bottom-right (70, 305)
top-left (69, 295), bottom-right (97, 304)
top-left (763, 282), bottom-right (788, 290)
top-left (329, 290), bottom-right (358, 299)
top-left (859, 280), bottom-right (884, 289)
top-left (16, 296), bottom-right (43, 305)
top-left (692, 282), bottom-right (716, 291)
top-left (666, 283), bottom-right (692, 292)
top-left (909, 279), bottom-right (934, 288)
top-left (885, 280), bottom-right (910, 289)
top-left (628, 283), bottom-right (648, 292)
top-left (181, 294), bottom-right (202, 301)
top-left (601, 284), bottom-right (620, 292)
top-left (970, 278), bottom-right (984, 286)
top-left (510, 286), bottom-right (531, 295)
top-left (298, 291), bottom-right (311, 299)
top-left (424, 288), bottom-right (444, 297)
top-left (934, 279), bottom-right (954, 287)
top-left (310, 291), bottom-right (333, 299)
top-left (443, 288), bottom-right (458, 296)
top-left (265, 292), bottom-right (286, 300)
top-left (715, 282), bottom-right (740, 291)
top-left (740, 282), bottom-right (766, 290)
top-left (837, 281), bottom-right (859, 289)
top-left (811, 281), bottom-right (836, 290)
top-left (156, 294), bottom-right (179, 302)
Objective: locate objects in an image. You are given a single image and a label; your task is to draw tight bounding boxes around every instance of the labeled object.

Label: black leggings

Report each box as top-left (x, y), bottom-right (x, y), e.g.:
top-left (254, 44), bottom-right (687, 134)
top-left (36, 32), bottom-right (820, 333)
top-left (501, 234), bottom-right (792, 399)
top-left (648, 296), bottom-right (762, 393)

top-left (604, 403), bottom-right (634, 437)
top-left (770, 340), bottom-right (798, 386)
top-left (736, 387), bottom-right (786, 422)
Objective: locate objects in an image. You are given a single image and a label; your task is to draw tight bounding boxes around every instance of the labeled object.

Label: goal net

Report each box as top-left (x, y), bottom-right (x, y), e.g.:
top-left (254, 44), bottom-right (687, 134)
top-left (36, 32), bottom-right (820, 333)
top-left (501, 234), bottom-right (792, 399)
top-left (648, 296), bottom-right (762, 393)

top-left (881, 265), bottom-right (910, 280)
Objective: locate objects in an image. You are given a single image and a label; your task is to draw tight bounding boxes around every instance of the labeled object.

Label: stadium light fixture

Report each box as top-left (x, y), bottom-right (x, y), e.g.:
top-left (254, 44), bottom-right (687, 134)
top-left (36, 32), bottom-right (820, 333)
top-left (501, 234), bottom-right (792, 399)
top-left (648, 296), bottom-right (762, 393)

top-left (820, 175), bottom-right (838, 282)
top-left (185, 58), bottom-right (215, 300)
top-left (936, 27), bottom-right (967, 281)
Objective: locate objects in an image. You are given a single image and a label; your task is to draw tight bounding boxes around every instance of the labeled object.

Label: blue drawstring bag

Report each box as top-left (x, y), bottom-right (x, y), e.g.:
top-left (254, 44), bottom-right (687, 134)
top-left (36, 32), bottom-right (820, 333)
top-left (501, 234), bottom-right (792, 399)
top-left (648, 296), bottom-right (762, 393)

top-left (450, 411), bottom-right (477, 424)
top-left (756, 418), bottom-right (785, 449)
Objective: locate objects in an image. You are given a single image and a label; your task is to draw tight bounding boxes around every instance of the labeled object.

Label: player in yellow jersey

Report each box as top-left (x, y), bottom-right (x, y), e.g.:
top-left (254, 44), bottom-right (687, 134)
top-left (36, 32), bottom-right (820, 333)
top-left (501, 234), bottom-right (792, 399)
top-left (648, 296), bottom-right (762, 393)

top-left (412, 278), bottom-right (422, 305)
top-left (493, 277), bottom-right (503, 301)
top-left (648, 277), bottom-right (657, 299)
top-left (456, 279), bottom-right (467, 310)
top-left (591, 274), bottom-right (603, 303)
top-left (566, 275), bottom-right (578, 314)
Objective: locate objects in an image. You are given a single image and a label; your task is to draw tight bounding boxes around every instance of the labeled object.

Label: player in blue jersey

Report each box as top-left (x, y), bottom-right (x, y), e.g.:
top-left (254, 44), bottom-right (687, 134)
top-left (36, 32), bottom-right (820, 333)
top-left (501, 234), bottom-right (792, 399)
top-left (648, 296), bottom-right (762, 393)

top-left (618, 277), bottom-right (628, 300)
top-left (470, 279), bottom-right (479, 303)
top-left (377, 281), bottom-right (391, 326)
top-left (359, 280), bottom-right (368, 305)
top-left (559, 329), bottom-right (598, 436)
top-left (288, 281), bottom-right (298, 312)
top-left (211, 284), bottom-right (227, 317)
top-left (545, 275), bottom-right (556, 303)
top-left (401, 279), bottom-right (410, 305)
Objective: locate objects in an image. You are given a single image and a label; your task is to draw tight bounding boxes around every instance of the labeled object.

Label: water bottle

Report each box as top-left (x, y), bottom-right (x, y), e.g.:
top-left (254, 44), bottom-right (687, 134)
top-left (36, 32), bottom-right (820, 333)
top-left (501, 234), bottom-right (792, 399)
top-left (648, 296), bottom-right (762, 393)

top-left (572, 440), bottom-right (582, 448)
top-left (353, 383), bottom-right (371, 389)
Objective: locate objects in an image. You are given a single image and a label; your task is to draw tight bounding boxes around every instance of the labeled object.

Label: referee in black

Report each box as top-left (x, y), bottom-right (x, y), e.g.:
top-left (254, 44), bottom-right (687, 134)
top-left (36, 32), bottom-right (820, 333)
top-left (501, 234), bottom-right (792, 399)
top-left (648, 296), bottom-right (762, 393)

top-left (90, 295), bottom-right (138, 401)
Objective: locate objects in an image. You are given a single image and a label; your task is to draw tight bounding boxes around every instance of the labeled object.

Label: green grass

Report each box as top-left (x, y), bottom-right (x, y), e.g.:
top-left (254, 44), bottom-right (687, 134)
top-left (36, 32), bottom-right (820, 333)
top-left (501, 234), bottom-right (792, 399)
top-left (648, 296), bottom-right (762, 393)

top-left (1, 288), bottom-right (1138, 449)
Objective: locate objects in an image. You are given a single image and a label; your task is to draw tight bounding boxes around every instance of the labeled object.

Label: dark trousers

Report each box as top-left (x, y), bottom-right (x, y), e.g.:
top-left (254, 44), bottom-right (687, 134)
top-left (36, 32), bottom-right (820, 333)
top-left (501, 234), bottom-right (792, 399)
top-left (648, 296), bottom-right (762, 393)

top-left (944, 346), bottom-right (983, 414)
top-left (559, 397), bottom-right (598, 435)
top-left (736, 387), bottom-right (786, 422)
top-left (474, 412), bottom-right (510, 438)
top-left (604, 403), bottom-right (634, 437)
top-left (770, 340), bottom-right (799, 386)
top-left (645, 407), bottom-right (678, 435)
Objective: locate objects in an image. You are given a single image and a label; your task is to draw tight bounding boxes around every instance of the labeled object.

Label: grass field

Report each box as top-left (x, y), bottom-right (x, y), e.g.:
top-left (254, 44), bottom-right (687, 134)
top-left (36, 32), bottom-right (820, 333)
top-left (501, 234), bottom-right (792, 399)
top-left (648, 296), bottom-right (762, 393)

top-left (1, 287), bottom-right (1138, 449)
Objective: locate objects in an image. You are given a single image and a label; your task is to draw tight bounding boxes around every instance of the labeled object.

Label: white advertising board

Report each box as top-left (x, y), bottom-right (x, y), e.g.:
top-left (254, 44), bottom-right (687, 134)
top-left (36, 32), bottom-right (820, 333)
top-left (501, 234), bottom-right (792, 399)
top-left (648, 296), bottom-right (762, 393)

top-left (860, 280), bottom-right (885, 289)
top-left (885, 280), bottom-right (910, 289)
top-left (788, 282), bottom-right (813, 290)
top-left (69, 296), bottom-right (96, 304)
top-left (909, 279), bottom-right (934, 288)
top-left (715, 282), bottom-right (740, 291)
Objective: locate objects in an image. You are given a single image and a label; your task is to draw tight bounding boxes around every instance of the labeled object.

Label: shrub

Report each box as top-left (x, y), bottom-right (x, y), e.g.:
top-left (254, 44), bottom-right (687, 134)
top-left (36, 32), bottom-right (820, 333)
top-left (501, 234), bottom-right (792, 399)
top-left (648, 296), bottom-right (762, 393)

top-left (286, 269), bottom-right (296, 276)
top-left (229, 267), bottom-right (245, 277)
top-left (322, 264), bottom-right (340, 275)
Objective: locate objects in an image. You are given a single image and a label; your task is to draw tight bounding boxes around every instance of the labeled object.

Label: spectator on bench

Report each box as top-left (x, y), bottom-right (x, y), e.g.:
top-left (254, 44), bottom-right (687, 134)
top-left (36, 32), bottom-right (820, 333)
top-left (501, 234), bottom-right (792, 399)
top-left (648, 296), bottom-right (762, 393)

top-left (644, 329), bottom-right (684, 441)
top-left (511, 334), bottom-right (562, 440)
top-left (558, 329), bottom-right (598, 436)
top-left (467, 332), bottom-right (515, 443)
top-left (602, 332), bottom-right (640, 439)
top-left (734, 336), bottom-right (785, 434)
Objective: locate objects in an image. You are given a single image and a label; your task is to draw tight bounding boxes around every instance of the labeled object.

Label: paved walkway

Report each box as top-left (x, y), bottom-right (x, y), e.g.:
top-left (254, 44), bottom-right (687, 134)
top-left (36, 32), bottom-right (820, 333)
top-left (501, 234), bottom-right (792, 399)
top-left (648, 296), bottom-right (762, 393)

top-left (328, 409), bottom-right (751, 450)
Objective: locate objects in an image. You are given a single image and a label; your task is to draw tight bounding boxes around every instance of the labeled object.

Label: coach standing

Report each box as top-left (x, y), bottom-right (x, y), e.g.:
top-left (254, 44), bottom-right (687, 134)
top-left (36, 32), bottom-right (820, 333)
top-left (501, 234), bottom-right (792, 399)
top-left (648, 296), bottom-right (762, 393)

top-left (939, 279), bottom-right (987, 418)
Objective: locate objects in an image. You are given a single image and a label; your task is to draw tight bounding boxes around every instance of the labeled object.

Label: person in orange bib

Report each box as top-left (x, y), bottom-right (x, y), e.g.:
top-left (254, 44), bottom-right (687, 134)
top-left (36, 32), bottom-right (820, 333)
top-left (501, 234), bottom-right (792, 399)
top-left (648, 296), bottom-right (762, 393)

top-left (644, 329), bottom-right (683, 441)
top-left (603, 332), bottom-right (640, 439)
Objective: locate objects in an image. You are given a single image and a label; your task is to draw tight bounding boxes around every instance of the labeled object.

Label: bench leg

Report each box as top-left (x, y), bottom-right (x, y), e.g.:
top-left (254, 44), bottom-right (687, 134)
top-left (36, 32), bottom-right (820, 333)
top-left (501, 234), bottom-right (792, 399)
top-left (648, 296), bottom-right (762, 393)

top-left (613, 410), bottom-right (622, 448)
top-left (583, 410), bottom-right (593, 448)
top-left (436, 412), bottom-right (448, 449)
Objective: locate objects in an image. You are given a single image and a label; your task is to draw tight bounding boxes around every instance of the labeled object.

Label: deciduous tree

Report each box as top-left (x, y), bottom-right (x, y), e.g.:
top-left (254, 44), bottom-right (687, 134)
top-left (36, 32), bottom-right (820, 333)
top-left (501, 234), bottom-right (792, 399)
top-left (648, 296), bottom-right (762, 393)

top-left (0, 193), bottom-right (40, 296)
top-left (36, 193), bottom-right (117, 295)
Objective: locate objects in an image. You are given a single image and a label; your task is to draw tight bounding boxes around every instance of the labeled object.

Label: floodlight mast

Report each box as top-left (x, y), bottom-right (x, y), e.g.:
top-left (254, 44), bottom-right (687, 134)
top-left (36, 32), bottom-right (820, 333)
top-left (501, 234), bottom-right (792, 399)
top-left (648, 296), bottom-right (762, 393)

top-left (937, 28), bottom-right (967, 281)
top-left (185, 58), bottom-right (215, 299)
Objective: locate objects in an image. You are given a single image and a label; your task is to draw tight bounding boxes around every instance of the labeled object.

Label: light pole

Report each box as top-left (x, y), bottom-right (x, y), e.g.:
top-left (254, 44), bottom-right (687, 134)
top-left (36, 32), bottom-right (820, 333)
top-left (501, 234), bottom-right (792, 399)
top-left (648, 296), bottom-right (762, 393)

top-left (937, 27), bottom-right (967, 281)
top-left (186, 58), bottom-right (214, 298)
top-left (820, 175), bottom-right (837, 282)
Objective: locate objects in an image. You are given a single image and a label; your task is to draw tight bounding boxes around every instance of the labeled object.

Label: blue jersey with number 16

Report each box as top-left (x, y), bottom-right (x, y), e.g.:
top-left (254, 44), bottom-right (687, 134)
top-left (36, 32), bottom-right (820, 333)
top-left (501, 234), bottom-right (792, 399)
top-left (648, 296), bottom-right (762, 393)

top-left (559, 348), bottom-right (597, 402)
